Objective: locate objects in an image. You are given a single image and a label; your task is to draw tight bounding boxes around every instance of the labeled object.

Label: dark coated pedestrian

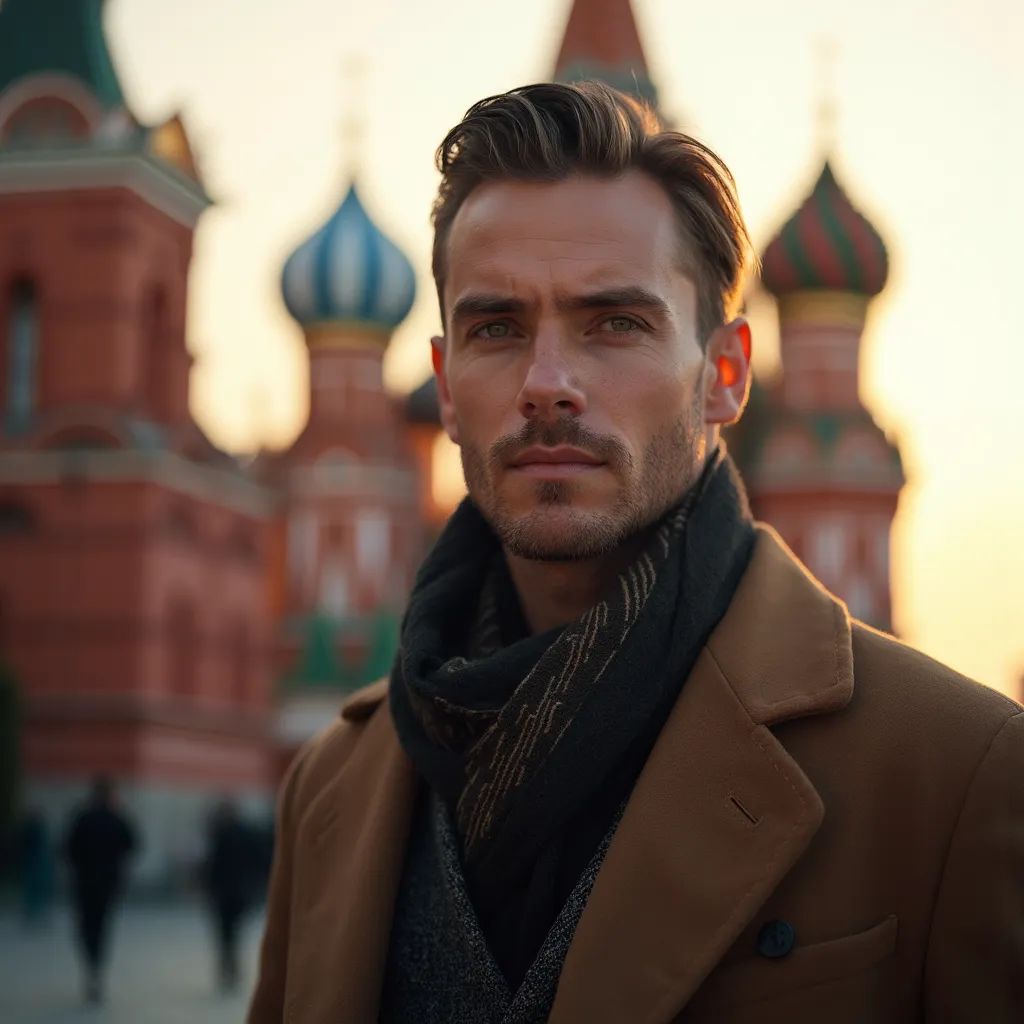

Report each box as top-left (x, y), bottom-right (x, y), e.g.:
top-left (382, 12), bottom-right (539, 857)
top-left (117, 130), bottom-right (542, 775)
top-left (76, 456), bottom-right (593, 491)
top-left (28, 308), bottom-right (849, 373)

top-left (16, 806), bottom-right (56, 928)
top-left (64, 776), bottom-right (138, 1004)
top-left (201, 798), bottom-right (262, 992)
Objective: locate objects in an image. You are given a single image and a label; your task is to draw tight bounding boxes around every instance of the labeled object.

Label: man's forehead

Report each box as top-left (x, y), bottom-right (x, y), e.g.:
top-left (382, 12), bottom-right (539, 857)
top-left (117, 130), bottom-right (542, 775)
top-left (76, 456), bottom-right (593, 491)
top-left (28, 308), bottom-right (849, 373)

top-left (448, 172), bottom-right (677, 249)
top-left (444, 174), bottom-right (684, 301)
top-left (450, 259), bottom-right (655, 298)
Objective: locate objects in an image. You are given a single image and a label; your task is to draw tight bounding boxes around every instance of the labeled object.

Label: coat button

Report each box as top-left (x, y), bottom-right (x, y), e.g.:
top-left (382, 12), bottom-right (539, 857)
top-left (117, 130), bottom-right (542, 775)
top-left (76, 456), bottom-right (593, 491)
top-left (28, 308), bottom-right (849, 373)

top-left (757, 919), bottom-right (796, 958)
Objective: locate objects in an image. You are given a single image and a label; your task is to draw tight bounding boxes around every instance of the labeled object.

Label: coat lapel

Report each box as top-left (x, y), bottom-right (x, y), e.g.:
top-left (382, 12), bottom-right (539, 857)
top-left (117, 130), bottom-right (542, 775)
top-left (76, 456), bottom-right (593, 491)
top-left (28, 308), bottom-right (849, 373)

top-left (287, 691), bottom-right (418, 1024)
top-left (550, 526), bottom-right (854, 1023)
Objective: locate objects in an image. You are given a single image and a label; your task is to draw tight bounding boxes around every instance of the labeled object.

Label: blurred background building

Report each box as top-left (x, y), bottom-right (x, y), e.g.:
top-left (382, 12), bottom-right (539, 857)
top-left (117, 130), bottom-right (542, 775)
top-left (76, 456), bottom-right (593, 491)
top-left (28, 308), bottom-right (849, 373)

top-left (0, 0), bottom-right (921, 885)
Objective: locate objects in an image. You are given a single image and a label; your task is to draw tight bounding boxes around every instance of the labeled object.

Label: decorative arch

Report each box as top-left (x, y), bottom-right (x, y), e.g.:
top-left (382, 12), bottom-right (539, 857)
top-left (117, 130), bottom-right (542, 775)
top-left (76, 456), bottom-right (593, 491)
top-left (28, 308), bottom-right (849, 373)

top-left (2, 96), bottom-right (90, 143)
top-left (38, 424), bottom-right (120, 451)
top-left (0, 73), bottom-right (103, 142)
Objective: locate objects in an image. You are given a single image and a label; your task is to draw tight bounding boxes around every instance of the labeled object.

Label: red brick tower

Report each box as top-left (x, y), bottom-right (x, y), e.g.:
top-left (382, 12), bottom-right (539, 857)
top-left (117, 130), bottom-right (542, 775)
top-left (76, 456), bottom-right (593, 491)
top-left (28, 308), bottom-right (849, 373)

top-left (730, 162), bottom-right (903, 630)
top-left (0, 0), bottom-right (274, 885)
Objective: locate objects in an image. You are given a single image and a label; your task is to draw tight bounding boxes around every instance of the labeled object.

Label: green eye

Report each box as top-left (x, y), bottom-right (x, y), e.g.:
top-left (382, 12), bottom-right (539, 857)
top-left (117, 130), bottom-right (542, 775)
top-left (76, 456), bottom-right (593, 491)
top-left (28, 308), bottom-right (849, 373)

top-left (607, 316), bottom-right (639, 332)
top-left (477, 321), bottom-right (511, 339)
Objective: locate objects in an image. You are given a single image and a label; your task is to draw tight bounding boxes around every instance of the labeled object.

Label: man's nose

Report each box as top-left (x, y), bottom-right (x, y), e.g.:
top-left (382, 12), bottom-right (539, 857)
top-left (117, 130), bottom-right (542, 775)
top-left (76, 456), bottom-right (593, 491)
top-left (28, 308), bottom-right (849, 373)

top-left (515, 341), bottom-right (586, 421)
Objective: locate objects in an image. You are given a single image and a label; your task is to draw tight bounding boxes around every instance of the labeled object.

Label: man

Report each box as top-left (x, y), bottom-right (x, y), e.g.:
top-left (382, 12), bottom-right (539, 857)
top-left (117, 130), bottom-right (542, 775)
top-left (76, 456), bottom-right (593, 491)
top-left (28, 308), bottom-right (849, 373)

top-left (249, 83), bottom-right (1023, 1023)
top-left (65, 776), bottom-right (138, 1004)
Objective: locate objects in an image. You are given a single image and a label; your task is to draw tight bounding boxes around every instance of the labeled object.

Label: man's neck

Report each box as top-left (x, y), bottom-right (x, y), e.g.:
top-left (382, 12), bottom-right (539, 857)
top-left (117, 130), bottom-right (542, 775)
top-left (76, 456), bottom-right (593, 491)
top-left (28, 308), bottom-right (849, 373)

top-left (504, 537), bottom-right (645, 635)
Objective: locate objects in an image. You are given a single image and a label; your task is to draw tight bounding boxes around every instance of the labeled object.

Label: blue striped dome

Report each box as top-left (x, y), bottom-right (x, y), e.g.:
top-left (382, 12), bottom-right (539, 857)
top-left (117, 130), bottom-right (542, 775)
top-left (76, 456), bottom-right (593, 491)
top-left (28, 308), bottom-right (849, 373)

top-left (281, 183), bottom-right (416, 334)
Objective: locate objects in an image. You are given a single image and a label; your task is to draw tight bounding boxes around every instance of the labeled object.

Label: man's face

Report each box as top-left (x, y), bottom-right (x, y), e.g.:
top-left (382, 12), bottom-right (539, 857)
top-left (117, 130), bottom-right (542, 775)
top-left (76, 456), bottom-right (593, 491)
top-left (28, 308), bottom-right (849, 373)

top-left (435, 171), bottom-right (724, 561)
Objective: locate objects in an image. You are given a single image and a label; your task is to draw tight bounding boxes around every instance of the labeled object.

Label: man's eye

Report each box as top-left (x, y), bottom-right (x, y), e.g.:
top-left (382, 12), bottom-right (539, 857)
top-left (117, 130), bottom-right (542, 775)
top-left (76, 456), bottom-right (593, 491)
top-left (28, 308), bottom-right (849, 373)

top-left (602, 315), bottom-right (642, 333)
top-left (472, 321), bottom-right (513, 340)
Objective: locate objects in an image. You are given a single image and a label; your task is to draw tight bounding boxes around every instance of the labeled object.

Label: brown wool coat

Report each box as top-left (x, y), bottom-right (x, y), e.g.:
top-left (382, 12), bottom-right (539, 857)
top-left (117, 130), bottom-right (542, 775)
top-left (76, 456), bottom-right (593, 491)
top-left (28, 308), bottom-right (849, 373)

top-left (248, 526), bottom-right (1024, 1024)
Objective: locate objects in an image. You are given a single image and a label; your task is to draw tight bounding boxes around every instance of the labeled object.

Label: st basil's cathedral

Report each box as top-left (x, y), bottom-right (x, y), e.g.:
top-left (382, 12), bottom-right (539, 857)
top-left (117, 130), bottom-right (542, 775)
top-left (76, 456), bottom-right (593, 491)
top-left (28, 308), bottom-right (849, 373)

top-left (0, 0), bottom-right (901, 884)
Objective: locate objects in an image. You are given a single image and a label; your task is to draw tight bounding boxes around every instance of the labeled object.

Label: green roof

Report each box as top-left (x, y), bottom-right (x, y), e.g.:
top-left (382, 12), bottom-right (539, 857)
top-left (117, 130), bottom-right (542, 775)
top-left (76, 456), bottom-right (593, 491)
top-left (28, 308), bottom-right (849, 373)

top-left (283, 610), bottom-right (400, 694)
top-left (0, 0), bottom-right (125, 110)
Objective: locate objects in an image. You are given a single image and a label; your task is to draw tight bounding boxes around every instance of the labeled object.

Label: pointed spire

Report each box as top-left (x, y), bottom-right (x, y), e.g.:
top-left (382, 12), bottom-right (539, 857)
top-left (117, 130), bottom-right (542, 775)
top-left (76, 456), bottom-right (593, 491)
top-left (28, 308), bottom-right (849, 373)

top-left (0, 0), bottom-right (126, 110)
top-left (552, 0), bottom-right (658, 107)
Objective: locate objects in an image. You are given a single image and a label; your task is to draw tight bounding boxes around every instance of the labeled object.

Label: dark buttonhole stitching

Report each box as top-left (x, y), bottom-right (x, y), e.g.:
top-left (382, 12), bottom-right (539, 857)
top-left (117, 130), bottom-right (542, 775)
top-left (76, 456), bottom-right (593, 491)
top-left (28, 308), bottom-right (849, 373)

top-left (729, 795), bottom-right (760, 825)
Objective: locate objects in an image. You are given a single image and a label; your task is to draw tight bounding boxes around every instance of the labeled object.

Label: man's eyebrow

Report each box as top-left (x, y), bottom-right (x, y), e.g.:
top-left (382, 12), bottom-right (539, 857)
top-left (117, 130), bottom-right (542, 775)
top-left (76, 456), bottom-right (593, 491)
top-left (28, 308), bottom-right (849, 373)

top-left (450, 287), bottom-right (670, 322)
top-left (450, 294), bottom-right (528, 322)
top-left (557, 287), bottom-right (670, 316)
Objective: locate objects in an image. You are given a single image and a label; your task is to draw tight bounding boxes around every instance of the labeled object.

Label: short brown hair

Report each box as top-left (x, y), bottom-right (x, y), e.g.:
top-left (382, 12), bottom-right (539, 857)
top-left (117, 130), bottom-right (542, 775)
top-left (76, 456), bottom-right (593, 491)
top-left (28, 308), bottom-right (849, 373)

top-left (431, 81), bottom-right (752, 343)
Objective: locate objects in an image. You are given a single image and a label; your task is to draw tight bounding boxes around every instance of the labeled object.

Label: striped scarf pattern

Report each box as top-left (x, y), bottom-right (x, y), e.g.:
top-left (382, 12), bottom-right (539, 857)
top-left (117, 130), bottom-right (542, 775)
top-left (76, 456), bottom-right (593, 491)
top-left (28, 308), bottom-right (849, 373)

top-left (454, 502), bottom-right (690, 855)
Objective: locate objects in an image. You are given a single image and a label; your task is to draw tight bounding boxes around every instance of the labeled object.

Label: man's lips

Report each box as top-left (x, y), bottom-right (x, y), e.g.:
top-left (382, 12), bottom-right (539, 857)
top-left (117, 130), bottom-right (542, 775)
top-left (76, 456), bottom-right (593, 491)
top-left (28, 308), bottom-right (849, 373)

top-left (508, 446), bottom-right (606, 476)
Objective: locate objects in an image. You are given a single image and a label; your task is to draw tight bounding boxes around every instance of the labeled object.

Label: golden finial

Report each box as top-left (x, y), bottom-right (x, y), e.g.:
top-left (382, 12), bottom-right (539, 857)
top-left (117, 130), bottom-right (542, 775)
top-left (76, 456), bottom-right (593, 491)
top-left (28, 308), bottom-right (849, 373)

top-left (341, 53), bottom-right (367, 177)
top-left (815, 36), bottom-right (838, 157)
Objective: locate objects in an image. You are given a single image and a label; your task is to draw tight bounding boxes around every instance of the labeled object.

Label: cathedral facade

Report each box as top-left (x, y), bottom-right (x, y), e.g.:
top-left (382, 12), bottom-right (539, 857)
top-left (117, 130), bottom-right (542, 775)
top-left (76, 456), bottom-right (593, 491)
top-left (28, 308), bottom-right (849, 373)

top-left (0, 0), bottom-right (902, 883)
top-left (0, 0), bottom-right (425, 884)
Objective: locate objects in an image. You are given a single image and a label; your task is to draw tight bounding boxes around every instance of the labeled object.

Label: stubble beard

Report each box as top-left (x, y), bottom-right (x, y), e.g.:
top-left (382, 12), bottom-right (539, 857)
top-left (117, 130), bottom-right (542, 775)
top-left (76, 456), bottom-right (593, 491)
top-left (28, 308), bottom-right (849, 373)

top-left (459, 406), bottom-right (705, 562)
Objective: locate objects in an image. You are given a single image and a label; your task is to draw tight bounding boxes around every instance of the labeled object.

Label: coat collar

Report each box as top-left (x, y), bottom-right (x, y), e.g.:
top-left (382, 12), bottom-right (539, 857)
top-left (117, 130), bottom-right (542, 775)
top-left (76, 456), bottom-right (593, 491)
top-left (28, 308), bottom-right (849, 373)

top-left (305, 525), bottom-right (853, 1023)
top-left (340, 524), bottom-right (854, 728)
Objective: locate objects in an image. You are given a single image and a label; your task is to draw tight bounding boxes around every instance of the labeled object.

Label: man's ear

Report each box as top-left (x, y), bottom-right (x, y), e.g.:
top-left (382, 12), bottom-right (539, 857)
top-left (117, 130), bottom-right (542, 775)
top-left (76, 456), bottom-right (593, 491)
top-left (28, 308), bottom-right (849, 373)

top-left (431, 336), bottom-right (460, 445)
top-left (703, 318), bottom-right (752, 427)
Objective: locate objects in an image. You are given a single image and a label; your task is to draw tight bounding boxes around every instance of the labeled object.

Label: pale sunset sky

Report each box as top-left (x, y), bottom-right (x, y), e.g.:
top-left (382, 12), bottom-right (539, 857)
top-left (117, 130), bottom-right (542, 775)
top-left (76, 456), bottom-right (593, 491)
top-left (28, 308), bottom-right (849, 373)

top-left (101, 0), bottom-right (1023, 699)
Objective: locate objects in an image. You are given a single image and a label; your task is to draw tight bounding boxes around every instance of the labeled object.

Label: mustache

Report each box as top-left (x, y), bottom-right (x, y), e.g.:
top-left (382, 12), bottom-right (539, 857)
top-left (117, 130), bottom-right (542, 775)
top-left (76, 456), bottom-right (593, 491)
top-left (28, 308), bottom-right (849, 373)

top-left (489, 420), bottom-right (631, 470)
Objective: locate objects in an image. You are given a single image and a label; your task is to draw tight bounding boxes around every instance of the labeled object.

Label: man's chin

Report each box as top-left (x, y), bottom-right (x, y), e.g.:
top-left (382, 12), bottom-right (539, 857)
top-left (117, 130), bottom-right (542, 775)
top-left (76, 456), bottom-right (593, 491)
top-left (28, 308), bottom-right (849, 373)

top-left (495, 506), bottom-right (632, 562)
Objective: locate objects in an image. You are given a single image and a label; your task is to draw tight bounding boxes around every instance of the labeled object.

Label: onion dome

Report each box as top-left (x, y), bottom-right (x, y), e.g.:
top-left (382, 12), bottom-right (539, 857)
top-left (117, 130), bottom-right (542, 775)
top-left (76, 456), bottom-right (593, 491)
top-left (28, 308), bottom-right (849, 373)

top-left (761, 161), bottom-right (888, 298)
top-left (281, 183), bottom-right (416, 334)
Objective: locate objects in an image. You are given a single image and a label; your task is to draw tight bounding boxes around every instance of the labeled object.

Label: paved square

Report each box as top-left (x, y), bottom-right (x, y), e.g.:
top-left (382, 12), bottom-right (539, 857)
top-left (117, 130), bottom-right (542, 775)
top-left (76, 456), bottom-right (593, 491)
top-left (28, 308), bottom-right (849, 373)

top-left (0, 901), bottom-right (265, 1023)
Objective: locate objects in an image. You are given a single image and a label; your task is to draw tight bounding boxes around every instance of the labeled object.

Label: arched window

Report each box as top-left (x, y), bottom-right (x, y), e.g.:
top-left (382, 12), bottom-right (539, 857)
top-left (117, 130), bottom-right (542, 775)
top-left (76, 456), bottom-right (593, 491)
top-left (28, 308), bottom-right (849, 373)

top-left (140, 285), bottom-right (169, 419)
top-left (6, 279), bottom-right (38, 435)
top-left (0, 500), bottom-right (36, 537)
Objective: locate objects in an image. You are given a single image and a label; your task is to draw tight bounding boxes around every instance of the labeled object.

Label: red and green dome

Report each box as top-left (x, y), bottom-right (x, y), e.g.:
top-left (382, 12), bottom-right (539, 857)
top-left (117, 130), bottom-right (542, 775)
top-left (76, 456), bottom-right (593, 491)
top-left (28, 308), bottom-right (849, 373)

top-left (761, 161), bottom-right (889, 298)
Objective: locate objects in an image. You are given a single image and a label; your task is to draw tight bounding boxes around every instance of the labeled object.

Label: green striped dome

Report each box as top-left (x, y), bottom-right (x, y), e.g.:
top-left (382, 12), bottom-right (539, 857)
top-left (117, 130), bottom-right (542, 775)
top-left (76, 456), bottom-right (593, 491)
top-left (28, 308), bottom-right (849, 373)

top-left (762, 162), bottom-right (889, 298)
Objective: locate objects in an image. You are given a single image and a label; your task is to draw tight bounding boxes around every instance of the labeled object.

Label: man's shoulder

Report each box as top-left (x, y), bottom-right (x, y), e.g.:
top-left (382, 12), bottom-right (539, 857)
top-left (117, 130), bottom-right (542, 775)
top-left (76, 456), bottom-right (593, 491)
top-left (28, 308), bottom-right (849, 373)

top-left (849, 619), bottom-right (1021, 740)
top-left (282, 679), bottom-right (392, 815)
top-left (339, 677), bottom-right (390, 722)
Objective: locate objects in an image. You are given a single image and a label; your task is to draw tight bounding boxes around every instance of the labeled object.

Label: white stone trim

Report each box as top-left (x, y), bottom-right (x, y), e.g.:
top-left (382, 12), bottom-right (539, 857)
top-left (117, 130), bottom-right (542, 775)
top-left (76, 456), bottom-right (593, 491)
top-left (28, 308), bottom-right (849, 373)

top-left (0, 149), bottom-right (209, 227)
top-left (286, 461), bottom-right (417, 500)
top-left (0, 449), bottom-right (274, 515)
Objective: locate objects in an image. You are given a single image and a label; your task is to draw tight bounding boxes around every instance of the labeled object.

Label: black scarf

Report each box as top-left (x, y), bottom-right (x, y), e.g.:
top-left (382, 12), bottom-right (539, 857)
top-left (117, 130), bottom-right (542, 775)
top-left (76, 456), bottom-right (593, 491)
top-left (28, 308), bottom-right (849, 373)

top-left (390, 448), bottom-right (755, 987)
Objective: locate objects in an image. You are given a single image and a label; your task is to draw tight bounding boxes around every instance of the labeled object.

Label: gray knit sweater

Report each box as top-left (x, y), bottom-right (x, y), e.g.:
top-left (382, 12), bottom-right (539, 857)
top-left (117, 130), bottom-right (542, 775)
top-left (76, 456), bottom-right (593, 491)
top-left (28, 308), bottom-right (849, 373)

top-left (380, 790), bottom-right (619, 1024)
